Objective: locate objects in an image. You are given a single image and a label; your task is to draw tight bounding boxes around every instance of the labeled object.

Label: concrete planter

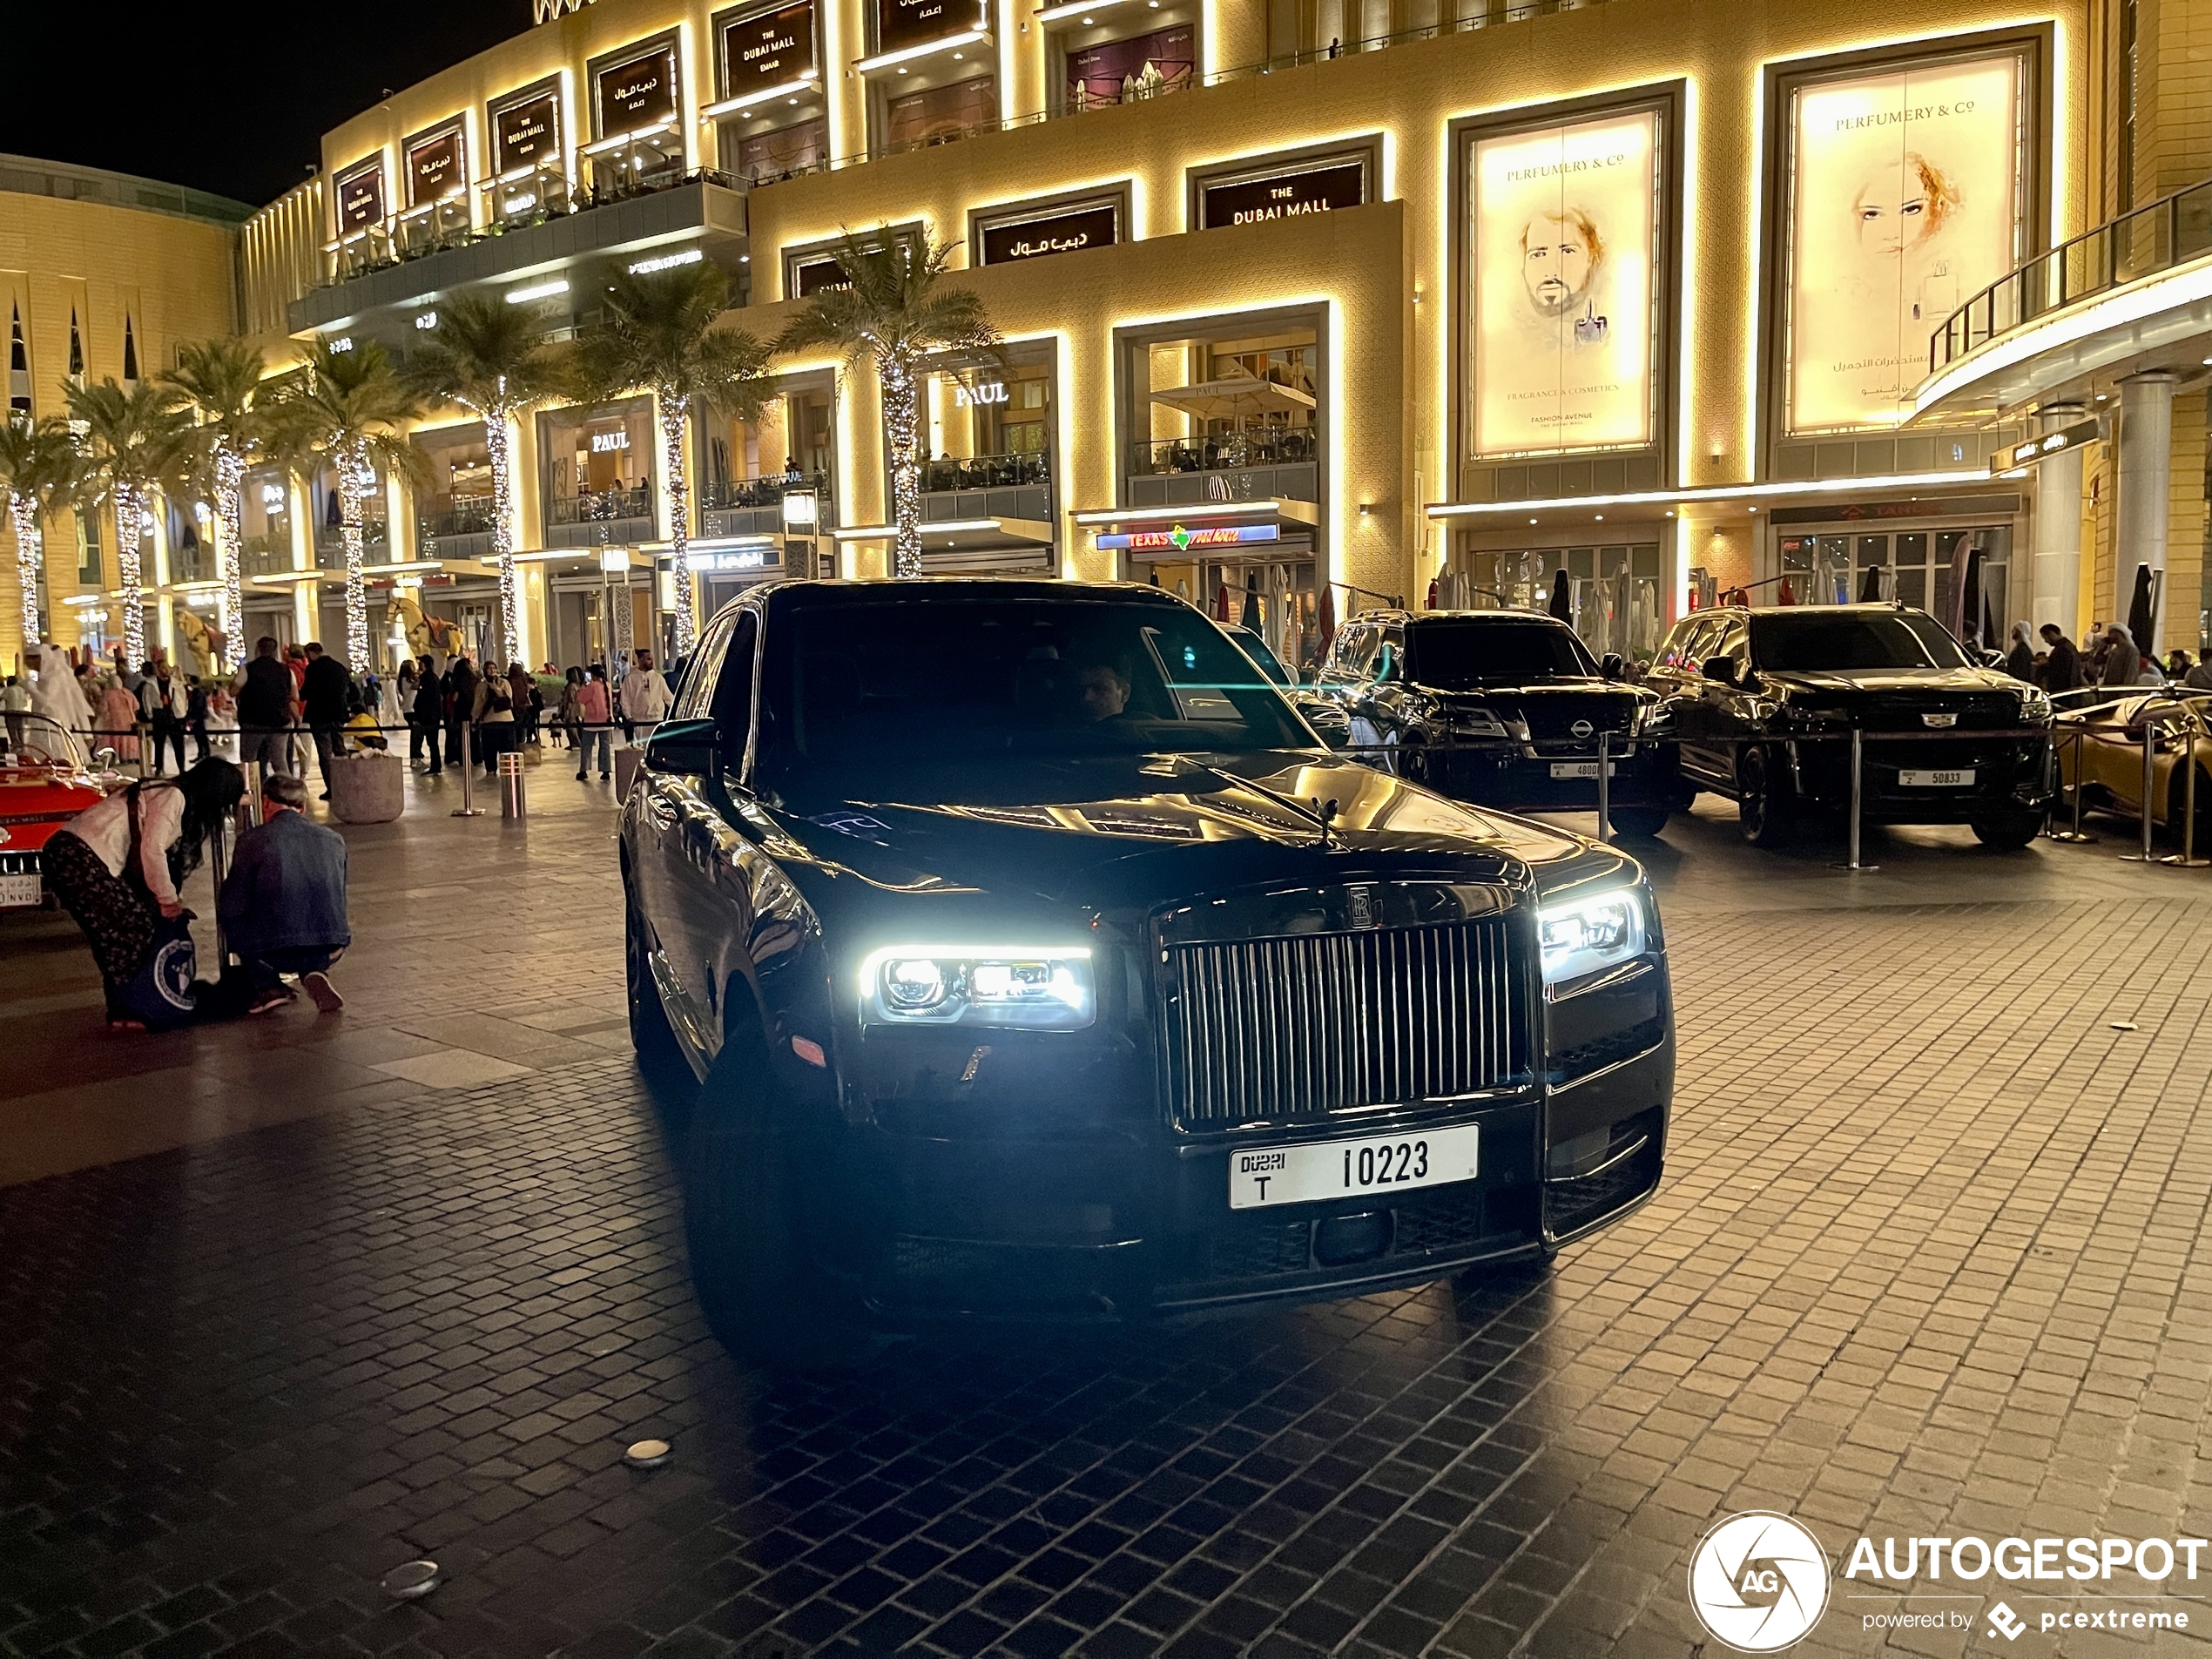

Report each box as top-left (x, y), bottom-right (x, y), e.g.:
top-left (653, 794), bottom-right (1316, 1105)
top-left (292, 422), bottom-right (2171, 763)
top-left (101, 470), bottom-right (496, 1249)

top-left (329, 752), bottom-right (404, 824)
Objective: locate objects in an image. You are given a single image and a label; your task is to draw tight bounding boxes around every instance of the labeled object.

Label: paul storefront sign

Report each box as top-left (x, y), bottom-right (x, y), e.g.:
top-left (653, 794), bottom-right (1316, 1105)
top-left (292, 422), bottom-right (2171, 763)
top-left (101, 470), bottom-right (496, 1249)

top-left (1095, 523), bottom-right (1281, 552)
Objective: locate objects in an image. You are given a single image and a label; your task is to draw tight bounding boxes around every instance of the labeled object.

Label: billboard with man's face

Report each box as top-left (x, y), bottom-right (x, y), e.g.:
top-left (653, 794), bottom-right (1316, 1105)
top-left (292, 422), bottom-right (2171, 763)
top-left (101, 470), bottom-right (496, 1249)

top-left (1784, 50), bottom-right (2027, 433)
top-left (1468, 110), bottom-right (1659, 458)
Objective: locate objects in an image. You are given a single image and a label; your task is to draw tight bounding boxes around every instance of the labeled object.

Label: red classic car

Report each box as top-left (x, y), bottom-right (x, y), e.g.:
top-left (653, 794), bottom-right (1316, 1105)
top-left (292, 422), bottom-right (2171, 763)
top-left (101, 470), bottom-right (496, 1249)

top-left (1, 714), bottom-right (107, 909)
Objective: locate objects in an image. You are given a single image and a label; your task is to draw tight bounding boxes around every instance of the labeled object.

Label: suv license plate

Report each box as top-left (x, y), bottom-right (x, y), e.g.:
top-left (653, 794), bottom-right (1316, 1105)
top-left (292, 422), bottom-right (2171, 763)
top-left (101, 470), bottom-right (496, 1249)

top-left (0, 873), bottom-right (41, 907)
top-left (1229, 1125), bottom-right (1479, 1211)
top-left (1550, 761), bottom-right (1618, 779)
top-left (1898, 768), bottom-right (1974, 787)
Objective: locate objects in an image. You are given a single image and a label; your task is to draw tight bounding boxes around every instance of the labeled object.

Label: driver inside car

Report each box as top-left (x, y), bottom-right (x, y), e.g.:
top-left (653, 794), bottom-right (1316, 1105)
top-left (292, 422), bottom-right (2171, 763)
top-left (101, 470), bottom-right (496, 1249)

top-left (1078, 661), bottom-right (1133, 722)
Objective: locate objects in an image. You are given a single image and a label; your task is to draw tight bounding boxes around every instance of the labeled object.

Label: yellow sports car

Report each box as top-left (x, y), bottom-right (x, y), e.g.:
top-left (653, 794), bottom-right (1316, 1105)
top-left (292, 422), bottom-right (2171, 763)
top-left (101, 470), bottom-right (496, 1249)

top-left (2054, 691), bottom-right (2212, 841)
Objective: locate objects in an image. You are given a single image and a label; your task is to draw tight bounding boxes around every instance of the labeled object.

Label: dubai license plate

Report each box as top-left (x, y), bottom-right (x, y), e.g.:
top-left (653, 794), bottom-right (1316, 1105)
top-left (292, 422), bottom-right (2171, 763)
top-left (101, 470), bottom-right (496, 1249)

top-left (1229, 1125), bottom-right (1479, 1211)
top-left (0, 873), bottom-right (42, 908)
top-left (1550, 761), bottom-right (1618, 779)
top-left (1898, 768), bottom-right (1975, 787)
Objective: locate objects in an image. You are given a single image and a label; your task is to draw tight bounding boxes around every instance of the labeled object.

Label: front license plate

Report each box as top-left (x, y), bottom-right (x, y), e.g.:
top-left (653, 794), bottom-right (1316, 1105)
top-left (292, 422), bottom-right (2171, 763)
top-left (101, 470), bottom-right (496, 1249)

top-left (1898, 768), bottom-right (1975, 787)
top-left (1229, 1125), bottom-right (1479, 1211)
top-left (1549, 761), bottom-right (1619, 779)
top-left (0, 873), bottom-right (41, 907)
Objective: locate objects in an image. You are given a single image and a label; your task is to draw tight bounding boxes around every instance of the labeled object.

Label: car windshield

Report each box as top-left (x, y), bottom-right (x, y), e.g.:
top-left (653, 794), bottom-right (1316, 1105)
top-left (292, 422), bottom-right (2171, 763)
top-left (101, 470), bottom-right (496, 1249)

top-left (759, 594), bottom-right (1316, 786)
top-left (1227, 626), bottom-right (1293, 686)
top-left (1750, 611), bottom-right (1969, 671)
top-left (0, 713), bottom-right (87, 771)
top-left (1406, 618), bottom-right (1597, 686)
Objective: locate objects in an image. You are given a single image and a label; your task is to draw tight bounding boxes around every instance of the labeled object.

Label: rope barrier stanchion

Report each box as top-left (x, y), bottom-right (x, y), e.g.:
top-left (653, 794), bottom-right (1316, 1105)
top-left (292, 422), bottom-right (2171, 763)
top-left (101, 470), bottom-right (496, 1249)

top-left (451, 720), bottom-right (483, 819)
top-left (1831, 729), bottom-right (1878, 872)
top-left (1595, 730), bottom-right (1611, 843)
top-left (2121, 719), bottom-right (2161, 862)
top-left (2048, 726), bottom-right (2095, 844)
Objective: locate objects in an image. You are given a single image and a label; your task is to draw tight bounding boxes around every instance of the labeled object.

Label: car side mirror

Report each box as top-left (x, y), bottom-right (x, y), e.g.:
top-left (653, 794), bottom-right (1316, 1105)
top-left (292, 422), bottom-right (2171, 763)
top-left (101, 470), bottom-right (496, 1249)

top-left (1601, 653), bottom-right (1625, 679)
top-left (1701, 657), bottom-right (1739, 686)
top-left (644, 716), bottom-right (718, 774)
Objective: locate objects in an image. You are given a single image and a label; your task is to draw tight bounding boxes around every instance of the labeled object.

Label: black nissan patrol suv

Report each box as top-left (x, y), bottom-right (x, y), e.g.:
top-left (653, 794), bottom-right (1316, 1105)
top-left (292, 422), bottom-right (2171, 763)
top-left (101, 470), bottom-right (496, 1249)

top-left (1312, 609), bottom-right (1683, 839)
top-left (1644, 603), bottom-right (2054, 847)
top-left (622, 579), bottom-right (1673, 1364)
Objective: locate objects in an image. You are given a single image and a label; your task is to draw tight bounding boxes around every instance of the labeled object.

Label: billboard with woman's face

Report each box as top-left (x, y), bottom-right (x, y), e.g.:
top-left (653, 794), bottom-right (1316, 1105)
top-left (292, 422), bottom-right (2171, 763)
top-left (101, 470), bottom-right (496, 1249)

top-left (1784, 51), bottom-right (2027, 433)
top-left (1468, 110), bottom-right (1659, 457)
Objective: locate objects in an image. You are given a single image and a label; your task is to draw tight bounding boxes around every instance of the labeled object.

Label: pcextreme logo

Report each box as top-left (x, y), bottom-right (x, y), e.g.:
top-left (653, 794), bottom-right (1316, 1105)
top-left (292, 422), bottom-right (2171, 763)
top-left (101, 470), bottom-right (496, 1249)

top-left (1687, 1512), bottom-right (1831, 1652)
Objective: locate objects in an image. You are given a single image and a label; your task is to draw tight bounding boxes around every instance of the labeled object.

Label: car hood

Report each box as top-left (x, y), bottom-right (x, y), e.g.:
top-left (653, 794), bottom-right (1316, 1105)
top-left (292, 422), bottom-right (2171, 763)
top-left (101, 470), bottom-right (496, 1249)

top-left (763, 753), bottom-right (1608, 915)
top-left (1756, 666), bottom-right (2025, 697)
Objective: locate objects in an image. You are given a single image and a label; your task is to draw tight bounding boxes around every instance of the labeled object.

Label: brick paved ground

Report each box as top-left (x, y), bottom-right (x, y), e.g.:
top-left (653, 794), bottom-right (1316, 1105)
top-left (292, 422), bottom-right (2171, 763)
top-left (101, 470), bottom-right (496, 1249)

top-left (3, 768), bottom-right (2210, 1658)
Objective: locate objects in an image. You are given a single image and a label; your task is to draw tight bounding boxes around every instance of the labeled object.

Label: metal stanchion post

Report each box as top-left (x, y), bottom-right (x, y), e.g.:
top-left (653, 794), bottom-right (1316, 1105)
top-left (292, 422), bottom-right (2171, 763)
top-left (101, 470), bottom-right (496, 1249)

top-left (208, 807), bottom-right (230, 967)
top-left (2165, 729), bottom-right (2209, 867)
top-left (2048, 726), bottom-right (2094, 843)
top-left (1832, 730), bottom-right (1878, 871)
top-left (1595, 730), bottom-right (1610, 842)
top-left (451, 720), bottom-right (482, 818)
top-left (2121, 719), bottom-right (2160, 861)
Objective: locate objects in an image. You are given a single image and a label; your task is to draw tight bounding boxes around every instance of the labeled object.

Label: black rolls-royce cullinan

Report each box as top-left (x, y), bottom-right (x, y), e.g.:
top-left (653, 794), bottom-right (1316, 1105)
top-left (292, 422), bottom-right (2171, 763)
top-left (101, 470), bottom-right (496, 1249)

top-left (1312, 610), bottom-right (1683, 839)
top-left (622, 580), bottom-right (1673, 1364)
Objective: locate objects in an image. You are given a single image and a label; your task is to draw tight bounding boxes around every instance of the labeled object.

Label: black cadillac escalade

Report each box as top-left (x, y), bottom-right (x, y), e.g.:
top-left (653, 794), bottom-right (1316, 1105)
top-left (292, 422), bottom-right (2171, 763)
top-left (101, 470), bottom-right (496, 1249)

top-left (1645, 604), bottom-right (2055, 847)
top-left (622, 580), bottom-right (1673, 1365)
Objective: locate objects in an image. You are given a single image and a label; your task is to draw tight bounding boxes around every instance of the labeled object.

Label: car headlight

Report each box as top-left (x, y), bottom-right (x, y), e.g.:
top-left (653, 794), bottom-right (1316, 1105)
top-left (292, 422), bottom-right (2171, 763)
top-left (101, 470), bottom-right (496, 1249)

top-left (2018, 685), bottom-right (2053, 720)
top-left (1449, 705), bottom-right (1508, 738)
top-left (858, 945), bottom-right (1096, 1029)
top-left (1632, 701), bottom-right (1672, 736)
top-left (1537, 888), bottom-right (1649, 988)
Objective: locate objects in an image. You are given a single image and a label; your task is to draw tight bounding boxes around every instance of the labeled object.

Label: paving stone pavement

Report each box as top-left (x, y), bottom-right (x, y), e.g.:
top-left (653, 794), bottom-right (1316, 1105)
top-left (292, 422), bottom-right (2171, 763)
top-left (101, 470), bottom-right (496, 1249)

top-left (3, 787), bottom-right (2211, 1659)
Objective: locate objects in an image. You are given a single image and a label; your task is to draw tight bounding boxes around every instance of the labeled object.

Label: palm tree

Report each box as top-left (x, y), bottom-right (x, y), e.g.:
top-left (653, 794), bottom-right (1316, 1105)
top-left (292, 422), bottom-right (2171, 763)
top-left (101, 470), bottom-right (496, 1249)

top-left (64, 378), bottom-right (192, 666)
top-left (269, 341), bottom-right (424, 671)
top-left (165, 339), bottom-right (271, 673)
top-left (0, 416), bottom-right (83, 651)
top-left (776, 230), bottom-right (1001, 578)
top-left (566, 261), bottom-right (772, 653)
top-left (401, 294), bottom-right (560, 668)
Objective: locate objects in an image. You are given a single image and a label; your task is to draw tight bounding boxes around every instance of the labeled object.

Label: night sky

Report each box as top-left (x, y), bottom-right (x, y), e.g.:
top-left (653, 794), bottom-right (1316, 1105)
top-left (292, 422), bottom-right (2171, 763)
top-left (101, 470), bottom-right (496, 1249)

top-left (0, 0), bottom-right (530, 208)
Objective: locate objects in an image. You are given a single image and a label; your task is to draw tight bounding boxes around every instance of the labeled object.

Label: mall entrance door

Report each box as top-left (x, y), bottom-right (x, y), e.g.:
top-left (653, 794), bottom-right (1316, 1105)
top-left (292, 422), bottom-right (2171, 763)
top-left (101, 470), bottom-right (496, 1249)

top-left (1777, 524), bottom-right (2013, 649)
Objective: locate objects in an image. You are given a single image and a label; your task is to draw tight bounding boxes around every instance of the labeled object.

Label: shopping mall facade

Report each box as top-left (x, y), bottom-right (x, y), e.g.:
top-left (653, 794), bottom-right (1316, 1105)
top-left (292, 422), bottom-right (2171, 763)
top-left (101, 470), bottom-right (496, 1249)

top-left (4, 0), bottom-right (2209, 674)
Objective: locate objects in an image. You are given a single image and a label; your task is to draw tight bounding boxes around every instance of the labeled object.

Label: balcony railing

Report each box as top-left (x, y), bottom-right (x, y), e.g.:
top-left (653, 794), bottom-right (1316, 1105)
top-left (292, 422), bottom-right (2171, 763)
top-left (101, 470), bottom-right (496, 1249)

top-left (922, 452), bottom-right (1048, 493)
top-left (1930, 175), bottom-right (2212, 376)
top-left (1130, 429), bottom-right (1318, 476)
top-left (549, 485), bottom-right (654, 529)
top-left (239, 531), bottom-right (293, 577)
top-left (420, 501), bottom-right (498, 539)
top-left (698, 471), bottom-right (828, 511)
top-left (314, 517), bottom-right (388, 569)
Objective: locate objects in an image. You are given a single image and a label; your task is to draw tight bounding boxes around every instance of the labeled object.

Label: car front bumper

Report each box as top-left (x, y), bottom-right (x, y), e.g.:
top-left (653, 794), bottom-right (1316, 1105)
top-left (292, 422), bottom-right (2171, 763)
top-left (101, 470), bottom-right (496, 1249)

top-left (1411, 742), bottom-right (1683, 814)
top-left (1785, 732), bottom-right (2054, 821)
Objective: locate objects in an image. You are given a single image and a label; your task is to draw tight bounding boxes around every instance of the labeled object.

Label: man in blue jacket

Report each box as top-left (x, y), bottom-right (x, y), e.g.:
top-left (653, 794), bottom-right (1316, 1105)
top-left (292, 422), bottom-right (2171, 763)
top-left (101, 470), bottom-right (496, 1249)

top-left (218, 772), bottom-right (352, 1015)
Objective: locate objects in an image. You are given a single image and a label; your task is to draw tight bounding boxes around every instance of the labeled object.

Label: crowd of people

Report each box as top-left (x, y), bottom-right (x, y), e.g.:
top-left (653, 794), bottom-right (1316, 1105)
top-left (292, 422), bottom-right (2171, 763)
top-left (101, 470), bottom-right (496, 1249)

top-left (395, 648), bottom-right (671, 780)
top-left (1999, 621), bottom-right (2212, 694)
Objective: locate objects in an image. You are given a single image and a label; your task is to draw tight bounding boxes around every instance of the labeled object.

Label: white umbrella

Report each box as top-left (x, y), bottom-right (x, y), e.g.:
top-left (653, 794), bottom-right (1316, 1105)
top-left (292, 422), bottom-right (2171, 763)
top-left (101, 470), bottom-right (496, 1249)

top-left (1147, 375), bottom-right (1317, 421)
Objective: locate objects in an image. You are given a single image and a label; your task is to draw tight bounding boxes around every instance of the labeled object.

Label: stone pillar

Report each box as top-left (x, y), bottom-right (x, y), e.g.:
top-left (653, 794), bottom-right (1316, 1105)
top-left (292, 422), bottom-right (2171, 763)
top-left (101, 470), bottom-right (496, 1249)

top-left (2030, 401), bottom-right (2086, 638)
top-left (2115, 370), bottom-right (2178, 650)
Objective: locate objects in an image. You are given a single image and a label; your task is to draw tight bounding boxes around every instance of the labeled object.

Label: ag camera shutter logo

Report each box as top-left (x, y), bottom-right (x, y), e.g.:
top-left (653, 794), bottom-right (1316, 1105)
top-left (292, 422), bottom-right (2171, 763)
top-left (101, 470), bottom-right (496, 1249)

top-left (1688, 1512), bottom-right (1831, 1651)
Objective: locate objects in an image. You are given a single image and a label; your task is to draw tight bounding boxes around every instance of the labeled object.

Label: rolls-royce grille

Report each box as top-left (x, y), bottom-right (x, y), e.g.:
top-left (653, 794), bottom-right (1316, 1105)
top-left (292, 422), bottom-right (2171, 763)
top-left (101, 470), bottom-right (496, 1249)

top-left (1160, 918), bottom-right (1527, 1127)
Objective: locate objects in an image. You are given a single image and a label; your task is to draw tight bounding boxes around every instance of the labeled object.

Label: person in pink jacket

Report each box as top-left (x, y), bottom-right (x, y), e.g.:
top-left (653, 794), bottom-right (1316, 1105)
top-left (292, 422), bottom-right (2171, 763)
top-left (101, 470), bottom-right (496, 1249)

top-left (574, 664), bottom-right (611, 781)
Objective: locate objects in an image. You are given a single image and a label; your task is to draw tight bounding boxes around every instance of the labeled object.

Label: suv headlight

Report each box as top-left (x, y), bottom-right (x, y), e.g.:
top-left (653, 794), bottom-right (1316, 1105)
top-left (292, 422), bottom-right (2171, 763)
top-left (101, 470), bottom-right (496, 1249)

top-left (1449, 705), bottom-right (1508, 738)
top-left (2017, 685), bottom-right (2052, 721)
top-left (859, 944), bottom-right (1096, 1029)
top-left (1538, 888), bottom-right (1649, 988)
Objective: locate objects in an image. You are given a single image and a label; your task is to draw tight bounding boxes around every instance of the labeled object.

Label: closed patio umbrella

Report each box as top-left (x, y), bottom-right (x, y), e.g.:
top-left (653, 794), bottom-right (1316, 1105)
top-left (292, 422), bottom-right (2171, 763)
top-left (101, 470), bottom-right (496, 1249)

top-left (1858, 563), bottom-right (1884, 602)
top-left (2128, 563), bottom-right (2156, 656)
top-left (1548, 569), bottom-right (1570, 621)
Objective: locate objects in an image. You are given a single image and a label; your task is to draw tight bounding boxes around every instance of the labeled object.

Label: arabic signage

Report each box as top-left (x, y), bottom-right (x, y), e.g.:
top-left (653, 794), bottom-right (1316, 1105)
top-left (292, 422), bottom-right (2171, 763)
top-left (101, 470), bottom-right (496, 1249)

top-left (1766, 493), bottom-right (2020, 525)
top-left (335, 162), bottom-right (385, 230)
top-left (722, 0), bottom-right (815, 92)
top-left (876, 0), bottom-right (981, 56)
top-left (1784, 47), bottom-right (2028, 433)
top-left (980, 201), bottom-right (1118, 266)
top-left (1200, 159), bottom-right (1365, 230)
top-left (492, 89), bottom-right (561, 171)
top-left (1469, 109), bottom-right (1660, 457)
top-left (598, 42), bottom-right (680, 131)
top-left (1095, 523), bottom-right (1282, 551)
top-left (2006, 417), bottom-right (2099, 469)
top-left (697, 546), bottom-right (779, 572)
top-left (406, 127), bottom-right (465, 206)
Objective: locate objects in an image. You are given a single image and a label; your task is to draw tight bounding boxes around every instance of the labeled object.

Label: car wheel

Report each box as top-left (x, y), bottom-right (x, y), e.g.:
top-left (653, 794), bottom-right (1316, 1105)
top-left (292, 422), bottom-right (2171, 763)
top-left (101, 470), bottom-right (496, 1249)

top-left (684, 1023), bottom-right (873, 1372)
top-left (1970, 806), bottom-right (2045, 849)
top-left (2167, 765), bottom-right (2212, 853)
top-left (1736, 746), bottom-right (1792, 847)
top-left (624, 896), bottom-right (692, 1095)
top-left (1607, 806), bottom-right (1669, 840)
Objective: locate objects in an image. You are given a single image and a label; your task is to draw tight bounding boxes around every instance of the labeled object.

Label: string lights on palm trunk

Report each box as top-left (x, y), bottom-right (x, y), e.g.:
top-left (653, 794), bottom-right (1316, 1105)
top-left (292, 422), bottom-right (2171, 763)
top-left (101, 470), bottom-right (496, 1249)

top-left (214, 448), bottom-right (246, 673)
top-left (115, 482), bottom-right (145, 664)
top-left (487, 417), bottom-right (520, 664)
top-left (9, 497), bottom-right (40, 647)
top-left (660, 398), bottom-right (694, 654)
top-left (341, 448), bottom-right (375, 670)
top-left (881, 354), bottom-right (922, 579)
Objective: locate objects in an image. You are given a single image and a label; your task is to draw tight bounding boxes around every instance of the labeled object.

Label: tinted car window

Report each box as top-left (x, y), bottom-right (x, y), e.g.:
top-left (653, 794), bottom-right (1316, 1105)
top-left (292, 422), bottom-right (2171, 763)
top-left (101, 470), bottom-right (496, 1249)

top-left (674, 613), bottom-right (736, 720)
top-left (1226, 625), bottom-right (1293, 686)
top-left (1406, 619), bottom-right (1596, 686)
top-left (758, 597), bottom-right (1312, 784)
top-left (711, 611), bottom-right (759, 771)
top-left (1750, 612), bottom-right (1970, 671)
top-left (1330, 624), bottom-right (1376, 678)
